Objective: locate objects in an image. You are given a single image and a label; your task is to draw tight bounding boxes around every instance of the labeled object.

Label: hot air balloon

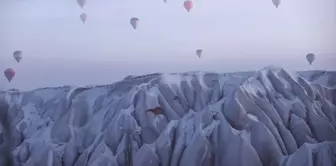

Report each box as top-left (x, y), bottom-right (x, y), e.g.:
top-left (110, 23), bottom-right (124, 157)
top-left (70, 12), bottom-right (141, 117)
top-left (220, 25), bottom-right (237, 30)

top-left (306, 53), bottom-right (315, 65)
top-left (4, 68), bottom-right (15, 82)
top-left (184, 0), bottom-right (193, 12)
top-left (272, 0), bottom-right (280, 8)
top-left (77, 0), bottom-right (86, 8)
top-left (80, 13), bottom-right (87, 23)
top-left (147, 107), bottom-right (164, 115)
top-left (163, 0), bottom-right (167, 3)
top-left (130, 17), bottom-right (139, 30)
top-left (196, 49), bottom-right (202, 58)
top-left (13, 50), bottom-right (22, 63)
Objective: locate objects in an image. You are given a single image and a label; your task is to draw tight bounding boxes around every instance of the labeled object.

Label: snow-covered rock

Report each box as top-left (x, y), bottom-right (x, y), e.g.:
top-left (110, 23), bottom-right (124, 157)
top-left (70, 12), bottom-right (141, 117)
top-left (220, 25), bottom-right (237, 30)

top-left (0, 66), bottom-right (336, 166)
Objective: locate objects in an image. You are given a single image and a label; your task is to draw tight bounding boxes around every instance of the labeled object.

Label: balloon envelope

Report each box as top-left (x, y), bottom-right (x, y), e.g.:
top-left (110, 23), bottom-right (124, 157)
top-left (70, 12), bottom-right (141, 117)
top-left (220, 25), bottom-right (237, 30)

top-left (130, 17), bottom-right (139, 29)
top-left (184, 0), bottom-right (193, 12)
top-left (272, 0), bottom-right (280, 8)
top-left (13, 50), bottom-right (22, 63)
top-left (4, 68), bottom-right (15, 82)
top-left (77, 0), bottom-right (86, 8)
top-left (306, 53), bottom-right (315, 65)
top-left (196, 49), bottom-right (202, 57)
top-left (80, 13), bottom-right (87, 23)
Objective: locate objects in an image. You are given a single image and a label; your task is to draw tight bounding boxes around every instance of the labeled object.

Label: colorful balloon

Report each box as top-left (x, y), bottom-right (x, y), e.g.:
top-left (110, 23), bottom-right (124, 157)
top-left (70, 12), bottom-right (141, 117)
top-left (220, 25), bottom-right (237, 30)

top-left (4, 68), bottom-right (15, 82)
top-left (130, 17), bottom-right (139, 30)
top-left (184, 0), bottom-right (193, 12)
top-left (13, 50), bottom-right (22, 63)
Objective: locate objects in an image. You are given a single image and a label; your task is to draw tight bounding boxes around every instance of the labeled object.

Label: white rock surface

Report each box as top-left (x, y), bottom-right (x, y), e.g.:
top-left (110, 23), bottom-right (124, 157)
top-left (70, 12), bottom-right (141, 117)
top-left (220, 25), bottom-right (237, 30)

top-left (0, 66), bottom-right (336, 166)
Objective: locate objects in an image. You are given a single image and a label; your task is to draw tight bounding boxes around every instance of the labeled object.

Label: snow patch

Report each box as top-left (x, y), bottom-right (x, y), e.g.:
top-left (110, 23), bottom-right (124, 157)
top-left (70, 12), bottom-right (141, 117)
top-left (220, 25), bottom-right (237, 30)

top-left (247, 113), bottom-right (259, 122)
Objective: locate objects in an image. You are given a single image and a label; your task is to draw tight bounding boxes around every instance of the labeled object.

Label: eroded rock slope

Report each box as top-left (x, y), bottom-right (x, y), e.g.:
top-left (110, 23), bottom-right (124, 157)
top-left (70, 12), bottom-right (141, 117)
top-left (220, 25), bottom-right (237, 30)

top-left (0, 66), bottom-right (336, 166)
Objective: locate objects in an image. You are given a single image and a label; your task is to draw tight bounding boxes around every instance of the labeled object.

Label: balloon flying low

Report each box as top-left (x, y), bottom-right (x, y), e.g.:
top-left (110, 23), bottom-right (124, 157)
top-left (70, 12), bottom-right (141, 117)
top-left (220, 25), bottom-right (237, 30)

top-left (13, 50), bottom-right (22, 63)
top-left (306, 53), bottom-right (315, 65)
top-left (4, 68), bottom-right (15, 82)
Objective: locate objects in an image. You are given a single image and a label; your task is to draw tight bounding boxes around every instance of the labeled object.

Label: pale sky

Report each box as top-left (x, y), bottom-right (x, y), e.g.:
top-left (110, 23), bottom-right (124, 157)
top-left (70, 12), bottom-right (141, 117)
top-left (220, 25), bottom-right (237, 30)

top-left (1, 0), bottom-right (335, 90)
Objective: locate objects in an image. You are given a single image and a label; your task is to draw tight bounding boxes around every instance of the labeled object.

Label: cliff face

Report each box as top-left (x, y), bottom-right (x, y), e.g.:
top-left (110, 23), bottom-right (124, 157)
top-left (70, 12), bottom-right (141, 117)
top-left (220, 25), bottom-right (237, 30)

top-left (0, 66), bottom-right (336, 166)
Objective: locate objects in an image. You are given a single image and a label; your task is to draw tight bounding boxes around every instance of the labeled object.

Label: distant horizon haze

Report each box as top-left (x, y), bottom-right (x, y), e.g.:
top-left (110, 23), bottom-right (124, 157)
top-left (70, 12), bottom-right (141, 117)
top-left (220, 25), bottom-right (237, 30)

top-left (1, 0), bottom-right (335, 90)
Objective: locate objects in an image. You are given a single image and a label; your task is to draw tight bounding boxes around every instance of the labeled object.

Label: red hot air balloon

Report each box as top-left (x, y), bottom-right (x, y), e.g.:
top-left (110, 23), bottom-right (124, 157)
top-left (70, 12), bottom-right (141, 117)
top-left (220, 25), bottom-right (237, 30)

top-left (147, 107), bottom-right (164, 115)
top-left (184, 0), bottom-right (193, 12)
top-left (4, 68), bottom-right (15, 82)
